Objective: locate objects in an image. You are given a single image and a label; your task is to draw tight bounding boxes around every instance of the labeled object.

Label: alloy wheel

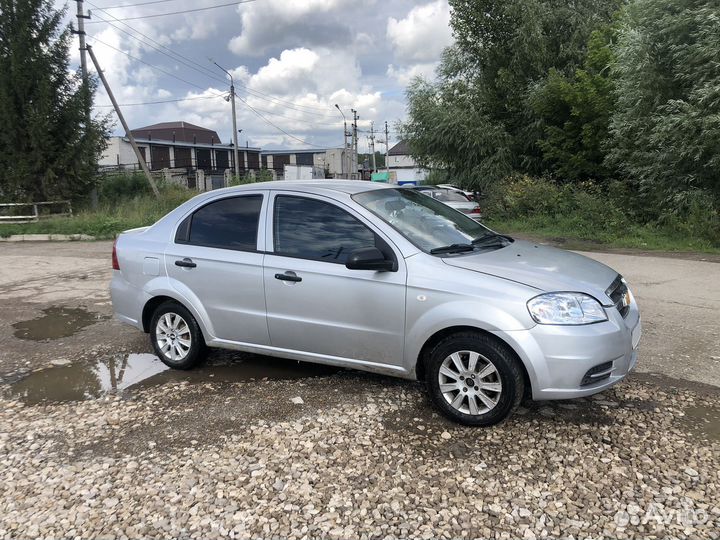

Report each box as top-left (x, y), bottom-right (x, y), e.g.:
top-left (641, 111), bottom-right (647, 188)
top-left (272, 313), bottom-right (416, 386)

top-left (438, 350), bottom-right (502, 415)
top-left (155, 312), bottom-right (192, 362)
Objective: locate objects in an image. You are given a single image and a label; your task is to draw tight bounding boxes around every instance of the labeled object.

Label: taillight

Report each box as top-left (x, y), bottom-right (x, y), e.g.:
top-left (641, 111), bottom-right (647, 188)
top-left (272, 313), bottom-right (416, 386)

top-left (112, 239), bottom-right (120, 270)
top-left (471, 206), bottom-right (482, 214)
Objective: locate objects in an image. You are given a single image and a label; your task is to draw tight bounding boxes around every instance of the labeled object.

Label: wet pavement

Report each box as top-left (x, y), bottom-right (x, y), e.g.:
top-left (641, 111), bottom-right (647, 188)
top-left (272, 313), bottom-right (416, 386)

top-left (6, 351), bottom-right (341, 405)
top-left (12, 306), bottom-right (106, 341)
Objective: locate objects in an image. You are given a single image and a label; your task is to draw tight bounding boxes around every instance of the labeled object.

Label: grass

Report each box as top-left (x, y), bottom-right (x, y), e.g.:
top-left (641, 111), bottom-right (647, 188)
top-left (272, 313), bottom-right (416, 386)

top-left (2, 188), bottom-right (718, 255)
top-left (0, 189), bottom-right (194, 239)
top-left (487, 216), bottom-right (720, 254)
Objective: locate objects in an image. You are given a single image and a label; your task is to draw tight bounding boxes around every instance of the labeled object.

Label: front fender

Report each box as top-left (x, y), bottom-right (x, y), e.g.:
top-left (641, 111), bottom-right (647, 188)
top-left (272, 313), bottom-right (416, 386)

top-left (403, 300), bottom-right (534, 375)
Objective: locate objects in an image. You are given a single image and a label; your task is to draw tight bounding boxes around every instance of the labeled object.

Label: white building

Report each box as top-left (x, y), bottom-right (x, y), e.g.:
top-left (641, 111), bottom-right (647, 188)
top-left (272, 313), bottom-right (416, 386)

top-left (387, 140), bottom-right (428, 183)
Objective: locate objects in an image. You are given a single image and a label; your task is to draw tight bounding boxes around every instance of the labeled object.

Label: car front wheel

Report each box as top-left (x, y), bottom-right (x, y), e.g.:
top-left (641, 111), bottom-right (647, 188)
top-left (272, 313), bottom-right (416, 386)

top-left (150, 301), bottom-right (206, 370)
top-left (426, 332), bottom-right (524, 426)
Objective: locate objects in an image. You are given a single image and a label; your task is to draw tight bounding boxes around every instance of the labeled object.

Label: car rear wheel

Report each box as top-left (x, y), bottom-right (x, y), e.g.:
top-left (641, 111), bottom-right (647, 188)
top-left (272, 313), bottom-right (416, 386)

top-left (426, 332), bottom-right (524, 426)
top-left (150, 301), bottom-right (206, 370)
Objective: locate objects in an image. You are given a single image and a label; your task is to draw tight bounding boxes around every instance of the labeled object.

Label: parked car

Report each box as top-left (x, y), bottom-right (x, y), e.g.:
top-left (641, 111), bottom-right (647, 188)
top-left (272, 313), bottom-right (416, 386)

top-left (111, 181), bottom-right (641, 426)
top-left (409, 185), bottom-right (483, 220)
top-left (437, 183), bottom-right (476, 200)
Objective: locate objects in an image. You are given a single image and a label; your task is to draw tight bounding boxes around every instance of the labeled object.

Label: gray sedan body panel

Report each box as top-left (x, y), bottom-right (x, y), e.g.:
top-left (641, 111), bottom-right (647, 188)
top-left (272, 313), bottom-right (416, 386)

top-left (111, 180), bottom-right (641, 398)
top-left (443, 240), bottom-right (619, 305)
top-left (262, 189), bottom-right (408, 369)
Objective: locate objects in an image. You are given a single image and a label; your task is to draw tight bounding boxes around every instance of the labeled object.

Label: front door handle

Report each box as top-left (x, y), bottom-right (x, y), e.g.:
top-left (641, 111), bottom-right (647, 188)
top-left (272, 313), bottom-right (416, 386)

top-left (275, 272), bottom-right (302, 283)
top-left (175, 258), bottom-right (197, 268)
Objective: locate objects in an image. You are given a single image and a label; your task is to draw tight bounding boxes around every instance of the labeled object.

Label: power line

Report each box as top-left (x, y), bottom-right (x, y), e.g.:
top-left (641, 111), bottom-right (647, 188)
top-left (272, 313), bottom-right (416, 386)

top-left (86, 2), bottom-right (337, 118)
top-left (87, 26), bottom-right (338, 126)
top-left (88, 37), bottom-right (335, 146)
top-left (98, 0), bottom-right (190, 9)
top-left (86, 9), bottom-right (229, 85)
top-left (95, 95), bottom-right (223, 107)
top-left (87, 35), bottom-right (226, 96)
top-left (86, 0), bottom-right (257, 23)
top-left (236, 96), bottom-right (328, 148)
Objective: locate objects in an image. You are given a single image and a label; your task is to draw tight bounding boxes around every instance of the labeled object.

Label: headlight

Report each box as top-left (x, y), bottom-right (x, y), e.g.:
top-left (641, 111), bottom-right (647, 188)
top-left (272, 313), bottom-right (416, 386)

top-left (527, 293), bottom-right (607, 325)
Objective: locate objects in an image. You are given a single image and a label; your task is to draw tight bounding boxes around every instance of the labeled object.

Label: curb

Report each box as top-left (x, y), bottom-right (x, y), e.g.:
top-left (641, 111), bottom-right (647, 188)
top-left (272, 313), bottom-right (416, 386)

top-left (0, 234), bottom-right (96, 242)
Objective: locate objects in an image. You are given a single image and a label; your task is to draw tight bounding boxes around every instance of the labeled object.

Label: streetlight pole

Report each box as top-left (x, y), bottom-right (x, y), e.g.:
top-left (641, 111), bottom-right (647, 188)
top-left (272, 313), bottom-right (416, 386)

top-left (335, 104), bottom-right (348, 179)
top-left (350, 108), bottom-right (358, 180)
top-left (213, 61), bottom-right (241, 182)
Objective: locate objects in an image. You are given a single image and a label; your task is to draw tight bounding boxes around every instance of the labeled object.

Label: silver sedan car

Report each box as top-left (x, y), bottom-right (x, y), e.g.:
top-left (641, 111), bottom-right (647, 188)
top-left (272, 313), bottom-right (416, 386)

top-left (111, 181), bottom-right (641, 425)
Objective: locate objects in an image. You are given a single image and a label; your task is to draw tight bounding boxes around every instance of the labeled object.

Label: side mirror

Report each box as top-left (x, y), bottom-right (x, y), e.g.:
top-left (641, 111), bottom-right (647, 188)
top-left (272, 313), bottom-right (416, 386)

top-left (345, 247), bottom-right (394, 271)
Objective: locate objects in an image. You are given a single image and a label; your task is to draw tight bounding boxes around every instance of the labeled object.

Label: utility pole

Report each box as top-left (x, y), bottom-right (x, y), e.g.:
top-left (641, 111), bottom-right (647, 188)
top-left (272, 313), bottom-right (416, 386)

top-left (74, 1), bottom-right (99, 206)
top-left (213, 62), bottom-right (241, 182)
top-left (351, 109), bottom-right (358, 180)
top-left (87, 45), bottom-right (160, 198)
top-left (369, 121), bottom-right (377, 172)
top-left (334, 104), bottom-right (348, 178)
top-left (384, 121), bottom-right (390, 172)
top-left (75, 0), bottom-right (89, 81)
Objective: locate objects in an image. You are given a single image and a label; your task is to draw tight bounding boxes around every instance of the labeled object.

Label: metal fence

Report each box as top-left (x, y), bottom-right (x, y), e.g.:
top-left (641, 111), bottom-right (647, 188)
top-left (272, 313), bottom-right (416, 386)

top-left (0, 201), bottom-right (73, 224)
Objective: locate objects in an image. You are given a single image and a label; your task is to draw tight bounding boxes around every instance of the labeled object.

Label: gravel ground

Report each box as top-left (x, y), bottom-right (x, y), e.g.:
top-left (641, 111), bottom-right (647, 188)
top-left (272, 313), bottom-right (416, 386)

top-left (1, 372), bottom-right (718, 540)
top-left (2, 242), bottom-right (720, 539)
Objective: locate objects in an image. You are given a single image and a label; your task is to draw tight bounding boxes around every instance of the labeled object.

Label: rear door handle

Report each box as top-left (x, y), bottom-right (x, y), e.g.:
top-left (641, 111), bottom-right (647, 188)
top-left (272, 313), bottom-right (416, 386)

top-left (175, 258), bottom-right (197, 268)
top-left (275, 272), bottom-right (302, 283)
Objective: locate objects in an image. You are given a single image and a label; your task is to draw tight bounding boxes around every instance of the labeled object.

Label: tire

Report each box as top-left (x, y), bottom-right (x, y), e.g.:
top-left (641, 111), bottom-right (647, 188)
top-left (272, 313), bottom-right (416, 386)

top-left (425, 332), bottom-right (524, 426)
top-left (149, 301), bottom-right (207, 370)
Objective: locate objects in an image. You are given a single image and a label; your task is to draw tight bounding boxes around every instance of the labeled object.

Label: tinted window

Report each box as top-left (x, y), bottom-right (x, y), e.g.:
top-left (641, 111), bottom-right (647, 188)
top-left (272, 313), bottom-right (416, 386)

top-left (274, 196), bottom-right (376, 263)
top-left (187, 195), bottom-right (262, 250)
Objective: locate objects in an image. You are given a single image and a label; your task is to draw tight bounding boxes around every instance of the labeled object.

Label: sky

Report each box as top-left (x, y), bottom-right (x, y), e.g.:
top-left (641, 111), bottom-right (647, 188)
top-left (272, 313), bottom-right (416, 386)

top-left (59, 0), bottom-right (454, 152)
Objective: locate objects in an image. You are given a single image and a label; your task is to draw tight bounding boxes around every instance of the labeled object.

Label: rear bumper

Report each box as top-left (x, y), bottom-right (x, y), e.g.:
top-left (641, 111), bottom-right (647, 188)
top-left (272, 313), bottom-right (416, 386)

top-left (110, 271), bottom-right (145, 331)
top-left (494, 303), bottom-right (641, 400)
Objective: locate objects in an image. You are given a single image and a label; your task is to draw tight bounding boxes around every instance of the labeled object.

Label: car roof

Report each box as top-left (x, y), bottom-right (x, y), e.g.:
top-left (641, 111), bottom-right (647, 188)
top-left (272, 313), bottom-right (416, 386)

top-left (207, 180), bottom-right (397, 197)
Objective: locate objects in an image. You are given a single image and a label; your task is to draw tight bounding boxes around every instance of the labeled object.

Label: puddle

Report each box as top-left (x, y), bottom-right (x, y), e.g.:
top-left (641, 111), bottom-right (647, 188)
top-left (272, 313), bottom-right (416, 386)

top-left (13, 306), bottom-right (104, 341)
top-left (681, 405), bottom-right (720, 442)
top-left (7, 352), bottom-right (340, 405)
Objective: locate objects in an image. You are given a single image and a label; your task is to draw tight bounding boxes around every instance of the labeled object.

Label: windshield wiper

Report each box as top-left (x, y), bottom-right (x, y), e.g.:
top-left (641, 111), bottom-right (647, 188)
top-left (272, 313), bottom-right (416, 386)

top-left (471, 233), bottom-right (512, 247)
top-left (430, 243), bottom-right (474, 255)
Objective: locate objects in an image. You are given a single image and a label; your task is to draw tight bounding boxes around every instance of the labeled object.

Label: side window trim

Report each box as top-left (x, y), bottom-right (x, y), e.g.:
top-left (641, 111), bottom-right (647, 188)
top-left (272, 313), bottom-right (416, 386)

top-left (268, 192), bottom-right (399, 269)
top-left (173, 192), bottom-right (267, 253)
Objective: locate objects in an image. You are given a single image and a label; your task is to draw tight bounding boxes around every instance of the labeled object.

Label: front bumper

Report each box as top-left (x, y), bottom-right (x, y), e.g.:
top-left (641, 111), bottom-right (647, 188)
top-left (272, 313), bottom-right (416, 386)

top-left (494, 303), bottom-right (641, 400)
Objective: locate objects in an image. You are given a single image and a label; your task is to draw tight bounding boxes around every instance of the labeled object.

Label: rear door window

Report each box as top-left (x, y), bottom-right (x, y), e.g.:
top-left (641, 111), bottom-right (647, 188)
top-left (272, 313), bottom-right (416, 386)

top-left (182, 195), bottom-right (263, 251)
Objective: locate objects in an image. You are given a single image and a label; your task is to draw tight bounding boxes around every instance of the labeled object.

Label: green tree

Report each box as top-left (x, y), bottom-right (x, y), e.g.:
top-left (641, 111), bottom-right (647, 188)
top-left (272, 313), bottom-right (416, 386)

top-left (401, 0), bottom-right (621, 188)
top-left (529, 24), bottom-right (618, 182)
top-left (0, 0), bottom-right (108, 203)
top-left (607, 0), bottom-right (720, 214)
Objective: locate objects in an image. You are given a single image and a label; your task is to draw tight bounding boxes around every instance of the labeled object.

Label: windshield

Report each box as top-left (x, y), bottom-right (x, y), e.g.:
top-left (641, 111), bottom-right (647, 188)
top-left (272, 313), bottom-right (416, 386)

top-left (353, 188), bottom-right (494, 253)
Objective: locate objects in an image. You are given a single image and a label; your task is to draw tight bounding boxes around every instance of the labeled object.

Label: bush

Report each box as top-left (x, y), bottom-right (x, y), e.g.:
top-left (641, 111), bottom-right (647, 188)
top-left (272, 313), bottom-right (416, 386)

top-left (483, 176), bottom-right (719, 248)
top-left (657, 192), bottom-right (720, 247)
top-left (97, 172), bottom-right (151, 204)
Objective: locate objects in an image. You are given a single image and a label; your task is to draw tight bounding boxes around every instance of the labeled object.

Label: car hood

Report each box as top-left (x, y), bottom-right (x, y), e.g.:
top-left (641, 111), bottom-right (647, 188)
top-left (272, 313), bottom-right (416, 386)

top-left (442, 240), bottom-right (618, 304)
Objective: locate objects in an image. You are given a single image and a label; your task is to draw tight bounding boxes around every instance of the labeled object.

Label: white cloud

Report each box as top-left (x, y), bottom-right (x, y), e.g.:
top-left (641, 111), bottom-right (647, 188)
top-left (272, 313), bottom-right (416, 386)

top-left (387, 0), bottom-right (452, 63)
top-left (250, 48), bottom-right (321, 95)
top-left (386, 62), bottom-right (439, 86)
top-left (75, 0), bottom-right (446, 149)
top-left (228, 0), bottom-right (366, 56)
